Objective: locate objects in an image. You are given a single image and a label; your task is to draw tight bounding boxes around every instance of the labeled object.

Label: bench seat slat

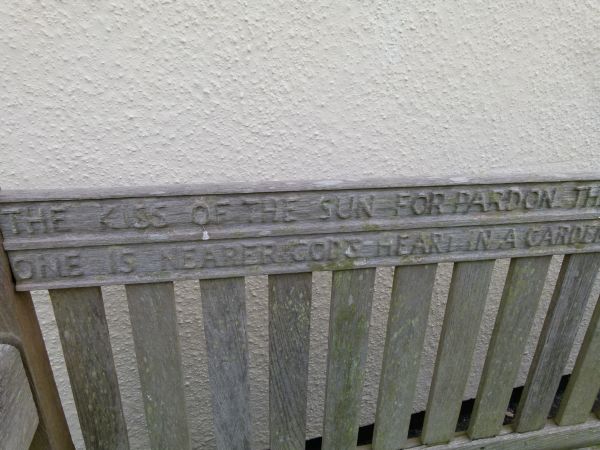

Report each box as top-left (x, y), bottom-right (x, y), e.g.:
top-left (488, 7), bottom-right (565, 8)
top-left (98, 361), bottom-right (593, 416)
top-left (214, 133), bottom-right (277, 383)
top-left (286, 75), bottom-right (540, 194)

top-left (515, 253), bottom-right (600, 432)
top-left (125, 282), bottom-right (191, 449)
top-left (372, 264), bottom-right (437, 450)
top-left (49, 287), bottom-right (130, 450)
top-left (322, 268), bottom-right (376, 450)
top-left (556, 292), bottom-right (600, 425)
top-left (200, 277), bottom-right (252, 450)
top-left (269, 273), bottom-right (312, 450)
top-left (422, 260), bottom-right (495, 445)
top-left (468, 256), bottom-right (552, 439)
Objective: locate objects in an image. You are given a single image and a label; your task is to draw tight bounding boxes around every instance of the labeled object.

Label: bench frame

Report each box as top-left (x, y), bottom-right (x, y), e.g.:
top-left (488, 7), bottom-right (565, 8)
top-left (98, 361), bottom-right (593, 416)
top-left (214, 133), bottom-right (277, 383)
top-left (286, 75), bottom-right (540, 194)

top-left (1, 173), bottom-right (600, 449)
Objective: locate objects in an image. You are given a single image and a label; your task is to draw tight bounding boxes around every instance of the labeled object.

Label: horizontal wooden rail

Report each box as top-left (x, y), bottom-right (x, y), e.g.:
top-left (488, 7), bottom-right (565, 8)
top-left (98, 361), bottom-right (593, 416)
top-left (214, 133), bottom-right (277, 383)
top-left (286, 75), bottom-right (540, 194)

top-left (1, 176), bottom-right (599, 290)
top-left (358, 417), bottom-right (600, 450)
top-left (3, 220), bottom-right (600, 290)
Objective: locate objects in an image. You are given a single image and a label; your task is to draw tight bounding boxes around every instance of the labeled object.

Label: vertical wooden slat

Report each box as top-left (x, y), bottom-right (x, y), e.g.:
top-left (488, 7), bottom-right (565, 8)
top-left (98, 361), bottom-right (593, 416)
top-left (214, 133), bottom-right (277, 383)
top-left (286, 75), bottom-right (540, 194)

top-left (515, 253), bottom-right (600, 432)
top-left (49, 287), bottom-right (129, 450)
top-left (200, 277), bottom-right (251, 450)
top-left (0, 344), bottom-right (39, 450)
top-left (468, 256), bottom-right (552, 439)
top-left (125, 282), bottom-right (191, 449)
top-left (556, 292), bottom-right (600, 425)
top-left (269, 273), bottom-right (312, 450)
top-left (421, 260), bottom-right (495, 445)
top-left (372, 264), bottom-right (437, 450)
top-left (322, 268), bottom-right (376, 450)
top-left (0, 240), bottom-right (74, 450)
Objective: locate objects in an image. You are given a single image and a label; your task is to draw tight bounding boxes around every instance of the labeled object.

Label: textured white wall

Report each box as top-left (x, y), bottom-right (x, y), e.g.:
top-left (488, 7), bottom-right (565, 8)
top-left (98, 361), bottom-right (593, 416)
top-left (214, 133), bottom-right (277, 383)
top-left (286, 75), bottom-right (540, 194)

top-left (2, 1), bottom-right (600, 449)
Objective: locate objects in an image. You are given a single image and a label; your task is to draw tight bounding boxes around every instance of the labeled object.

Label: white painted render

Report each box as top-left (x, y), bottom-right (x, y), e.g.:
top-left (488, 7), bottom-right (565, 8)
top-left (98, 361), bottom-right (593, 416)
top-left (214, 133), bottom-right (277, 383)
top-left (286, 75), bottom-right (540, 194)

top-left (1, 1), bottom-right (599, 448)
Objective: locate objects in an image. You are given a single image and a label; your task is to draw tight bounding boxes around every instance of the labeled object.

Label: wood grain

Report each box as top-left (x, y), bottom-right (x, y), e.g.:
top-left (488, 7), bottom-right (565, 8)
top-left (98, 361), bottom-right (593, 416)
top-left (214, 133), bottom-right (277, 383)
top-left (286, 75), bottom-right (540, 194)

top-left (2, 173), bottom-right (598, 201)
top-left (49, 287), bottom-right (130, 450)
top-left (0, 344), bottom-right (38, 450)
top-left (1, 180), bottom-right (595, 250)
top-left (269, 273), bottom-right (312, 450)
top-left (422, 260), bottom-right (495, 445)
top-left (515, 253), bottom-right (600, 432)
top-left (372, 264), bottom-right (437, 450)
top-left (468, 256), bottom-right (552, 439)
top-left (0, 238), bottom-right (73, 450)
top-left (359, 418), bottom-right (600, 450)
top-left (10, 219), bottom-right (600, 291)
top-left (125, 282), bottom-right (191, 450)
top-left (200, 277), bottom-right (251, 450)
top-left (322, 268), bottom-right (376, 450)
top-left (556, 292), bottom-right (600, 425)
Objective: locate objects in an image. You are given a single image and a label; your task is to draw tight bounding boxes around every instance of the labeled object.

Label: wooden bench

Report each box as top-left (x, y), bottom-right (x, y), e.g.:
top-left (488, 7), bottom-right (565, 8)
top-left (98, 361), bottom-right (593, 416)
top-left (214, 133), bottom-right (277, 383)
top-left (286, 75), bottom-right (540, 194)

top-left (1, 174), bottom-right (600, 450)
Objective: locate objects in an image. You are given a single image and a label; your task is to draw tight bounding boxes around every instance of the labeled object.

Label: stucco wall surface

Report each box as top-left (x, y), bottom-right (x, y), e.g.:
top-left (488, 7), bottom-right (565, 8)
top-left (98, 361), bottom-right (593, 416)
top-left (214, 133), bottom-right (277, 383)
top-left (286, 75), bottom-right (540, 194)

top-left (1, 1), bottom-right (600, 449)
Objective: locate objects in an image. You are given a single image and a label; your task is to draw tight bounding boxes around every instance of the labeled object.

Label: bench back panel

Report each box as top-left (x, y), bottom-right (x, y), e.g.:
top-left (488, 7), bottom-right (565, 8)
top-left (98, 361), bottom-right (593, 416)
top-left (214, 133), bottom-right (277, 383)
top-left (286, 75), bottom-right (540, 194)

top-left (1, 174), bottom-right (599, 450)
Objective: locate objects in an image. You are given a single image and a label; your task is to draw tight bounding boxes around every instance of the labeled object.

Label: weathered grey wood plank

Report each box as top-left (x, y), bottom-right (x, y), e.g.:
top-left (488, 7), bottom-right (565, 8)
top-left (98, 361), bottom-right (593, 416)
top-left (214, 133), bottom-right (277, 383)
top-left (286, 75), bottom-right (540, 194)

top-left (10, 219), bottom-right (600, 291)
top-left (1, 180), bottom-right (597, 251)
top-left (515, 253), bottom-right (600, 432)
top-left (49, 287), bottom-right (130, 450)
top-left (468, 256), bottom-right (552, 439)
top-left (0, 344), bottom-right (38, 450)
top-left (2, 173), bottom-right (599, 202)
top-left (359, 417), bottom-right (600, 450)
top-left (372, 264), bottom-right (437, 450)
top-left (200, 277), bottom-right (251, 450)
top-left (421, 260), bottom-right (495, 445)
top-left (322, 268), bottom-right (376, 450)
top-left (0, 240), bottom-right (73, 450)
top-left (556, 293), bottom-right (600, 425)
top-left (125, 282), bottom-right (191, 450)
top-left (269, 273), bottom-right (312, 450)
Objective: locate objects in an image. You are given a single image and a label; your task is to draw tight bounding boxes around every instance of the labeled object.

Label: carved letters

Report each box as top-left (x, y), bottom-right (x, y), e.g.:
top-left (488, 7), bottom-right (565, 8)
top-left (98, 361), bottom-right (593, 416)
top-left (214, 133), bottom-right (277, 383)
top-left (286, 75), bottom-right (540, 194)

top-left (1, 179), bottom-right (599, 289)
top-left (8, 221), bottom-right (600, 290)
top-left (1, 182), bottom-right (599, 243)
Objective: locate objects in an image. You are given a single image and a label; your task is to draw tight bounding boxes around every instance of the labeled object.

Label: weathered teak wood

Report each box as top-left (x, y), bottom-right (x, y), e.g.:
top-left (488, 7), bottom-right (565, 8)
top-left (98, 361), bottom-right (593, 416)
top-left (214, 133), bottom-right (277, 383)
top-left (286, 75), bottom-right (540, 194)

top-left (200, 277), bottom-right (252, 450)
top-left (468, 256), bottom-right (552, 439)
top-left (515, 253), bottom-right (600, 432)
top-left (2, 177), bottom-right (600, 291)
top-left (556, 293), bottom-right (600, 426)
top-left (49, 287), bottom-right (130, 450)
top-left (125, 282), bottom-right (192, 450)
top-left (0, 239), bottom-right (74, 450)
top-left (360, 418), bottom-right (600, 450)
top-left (322, 268), bottom-right (376, 450)
top-left (1, 176), bottom-right (600, 450)
top-left (0, 344), bottom-right (38, 450)
top-left (269, 273), bottom-right (312, 450)
top-left (372, 264), bottom-right (437, 450)
top-left (422, 260), bottom-right (495, 445)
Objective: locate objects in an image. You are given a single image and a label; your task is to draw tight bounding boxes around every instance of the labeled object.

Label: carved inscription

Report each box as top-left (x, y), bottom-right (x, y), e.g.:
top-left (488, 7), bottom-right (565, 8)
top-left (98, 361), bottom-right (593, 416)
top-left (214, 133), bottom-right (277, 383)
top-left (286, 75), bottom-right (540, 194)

top-left (0, 207), bottom-right (70, 234)
top-left (10, 220), bottom-right (600, 290)
top-left (1, 182), bottom-right (600, 247)
top-left (2, 179), bottom-right (600, 289)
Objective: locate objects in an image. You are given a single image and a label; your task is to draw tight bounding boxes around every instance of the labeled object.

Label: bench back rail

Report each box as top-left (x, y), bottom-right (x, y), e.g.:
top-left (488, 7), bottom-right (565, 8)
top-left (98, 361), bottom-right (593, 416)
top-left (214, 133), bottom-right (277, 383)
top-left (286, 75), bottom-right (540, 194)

top-left (1, 174), bottom-right (600, 450)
